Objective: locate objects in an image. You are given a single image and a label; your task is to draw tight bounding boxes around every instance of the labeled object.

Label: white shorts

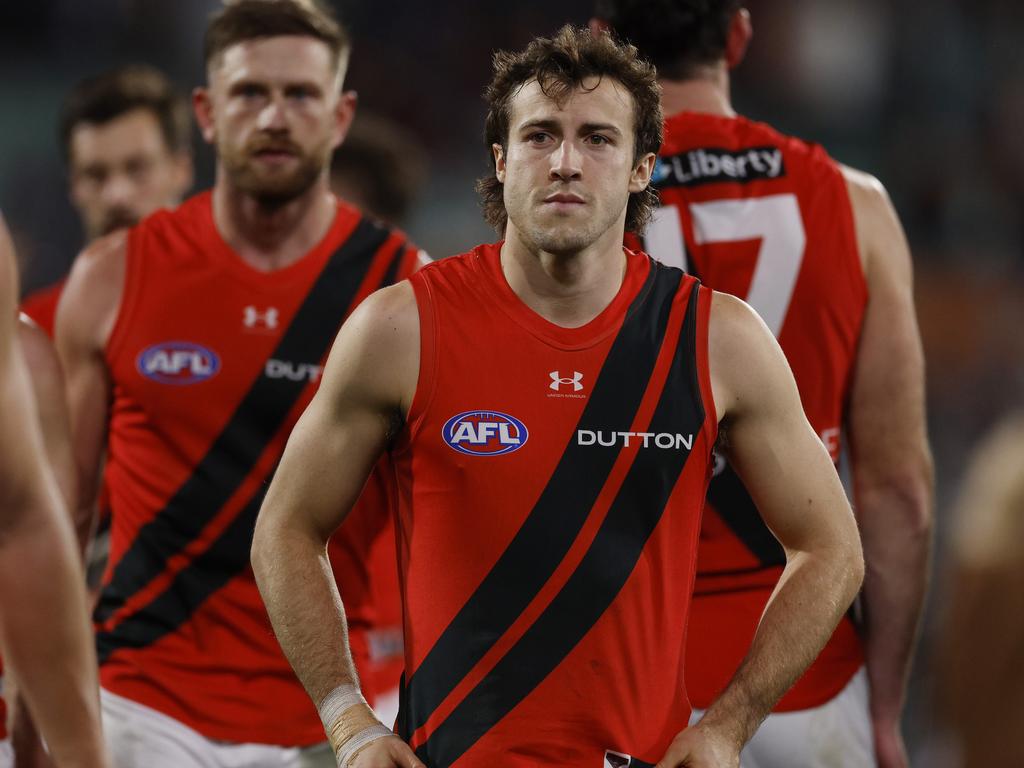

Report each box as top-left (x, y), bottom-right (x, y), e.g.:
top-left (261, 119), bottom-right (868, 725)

top-left (690, 667), bottom-right (876, 768)
top-left (0, 738), bottom-right (11, 768)
top-left (101, 689), bottom-right (335, 768)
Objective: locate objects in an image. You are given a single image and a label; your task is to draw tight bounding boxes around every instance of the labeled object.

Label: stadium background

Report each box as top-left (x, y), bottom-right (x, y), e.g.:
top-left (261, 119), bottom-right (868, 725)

top-left (1, 0), bottom-right (1021, 762)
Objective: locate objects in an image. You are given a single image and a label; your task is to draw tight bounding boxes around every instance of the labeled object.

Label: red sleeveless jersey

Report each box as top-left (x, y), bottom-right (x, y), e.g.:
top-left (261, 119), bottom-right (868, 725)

top-left (391, 244), bottom-right (716, 767)
top-left (94, 191), bottom-right (419, 745)
top-left (638, 112), bottom-right (867, 710)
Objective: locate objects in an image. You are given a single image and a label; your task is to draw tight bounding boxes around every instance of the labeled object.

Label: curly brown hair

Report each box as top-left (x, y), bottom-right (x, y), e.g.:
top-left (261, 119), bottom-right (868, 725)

top-left (477, 25), bottom-right (663, 235)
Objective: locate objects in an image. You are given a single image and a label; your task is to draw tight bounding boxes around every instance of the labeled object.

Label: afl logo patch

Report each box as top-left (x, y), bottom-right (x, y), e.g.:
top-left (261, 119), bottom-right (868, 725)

top-left (136, 342), bottom-right (221, 385)
top-left (442, 410), bottom-right (529, 456)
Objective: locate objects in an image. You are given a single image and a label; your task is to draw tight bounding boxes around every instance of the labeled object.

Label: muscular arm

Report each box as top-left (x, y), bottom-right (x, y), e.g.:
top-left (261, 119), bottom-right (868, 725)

top-left (55, 232), bottom-right (126, 552)
top-left (660, 294), bottom-right (865, 766)
top-left (0, 218), bottom-right (110, 768)
top-left (843, 167), bottom-right (933, 766)
top-left (252, 282), bottom-right (422, 767)
top-left (11, 318), bottom-right (78, 768)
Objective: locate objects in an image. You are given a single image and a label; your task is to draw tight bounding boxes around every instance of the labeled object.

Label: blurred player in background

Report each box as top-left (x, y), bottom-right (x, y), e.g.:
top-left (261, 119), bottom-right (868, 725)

top-left (592, 2), bottom-right (934, 766)
top-left (56, 1), bottom-right (421, 766)
top-left (328, 110), bottom-right (429, 728)
top-left (0, 214), bottom-right (110, 768)
top-left (939, 413), bottom-right (1024, 768)
top-left (20, 64), bottom-right (193, 337)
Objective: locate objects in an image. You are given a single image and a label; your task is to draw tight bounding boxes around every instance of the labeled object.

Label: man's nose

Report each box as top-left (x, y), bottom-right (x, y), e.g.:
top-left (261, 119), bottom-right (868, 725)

top-left (549, 139), bottom-right (582, 182)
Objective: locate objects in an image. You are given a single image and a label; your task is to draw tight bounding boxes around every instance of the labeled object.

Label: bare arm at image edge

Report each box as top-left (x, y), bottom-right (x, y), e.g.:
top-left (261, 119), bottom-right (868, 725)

top-left (843, 167), bottom-right (934, 768)
top-left (10, 317), bottom-right (79, 768)
top-left (0, 217), bottom-right (110, 768)
top-left (658, 293), bottom-right (865, 768)
top-left (252, 282), bottom-right (424, 768)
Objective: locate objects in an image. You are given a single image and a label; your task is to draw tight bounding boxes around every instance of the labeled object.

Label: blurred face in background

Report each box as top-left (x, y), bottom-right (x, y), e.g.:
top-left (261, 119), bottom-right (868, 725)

top-left (196, 35), bottom-right (354, 206)
top-left (68, 108), bottom-right (193, 241)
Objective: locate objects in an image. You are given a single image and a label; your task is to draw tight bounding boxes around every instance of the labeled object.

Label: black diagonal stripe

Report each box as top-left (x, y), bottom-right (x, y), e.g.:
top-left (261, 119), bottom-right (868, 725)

top-left (419, 281), bottom-right (705, 767)
top-left (379, 239), bottom-right (408, 287)
top-left (399, 263), bottom-right (681, 741)
top-left (95, 217), bottom-right (392, 627)
top-left (629, 759), bottom-right (655, 768)
top-left (97, 484), bottom-right (265, 662)
top-left (706, 465), bottom-right (785, 569)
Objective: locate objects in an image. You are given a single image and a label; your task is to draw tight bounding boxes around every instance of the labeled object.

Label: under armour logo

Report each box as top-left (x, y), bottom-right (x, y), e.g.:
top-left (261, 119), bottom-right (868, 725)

top-left (243, 305), bottom-right (279, 330)
top-left (550, 370), bottom-right (583, 392)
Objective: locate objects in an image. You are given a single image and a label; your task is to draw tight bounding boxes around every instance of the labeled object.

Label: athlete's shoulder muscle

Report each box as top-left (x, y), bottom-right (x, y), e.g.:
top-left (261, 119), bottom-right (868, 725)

top-left (56, 230), bottom-right (128, 355)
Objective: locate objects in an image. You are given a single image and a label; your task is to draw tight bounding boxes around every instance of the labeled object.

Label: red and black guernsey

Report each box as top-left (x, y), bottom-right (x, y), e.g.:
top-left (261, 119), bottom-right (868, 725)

top-left (95, 191), bottom-right (420, 745)
top-left (390, 243), bottom-right (717, 767)
top-left (637, 111), bottom-right (868, 711)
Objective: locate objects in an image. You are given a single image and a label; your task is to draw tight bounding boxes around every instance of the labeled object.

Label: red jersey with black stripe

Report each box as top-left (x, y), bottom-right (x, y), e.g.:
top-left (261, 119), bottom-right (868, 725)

top-left (391, 244), bottom-right (716, 767)
top-left (639, 112), bottom-right (868, 711)
top-left (94, 191), bottom-right (419, 745)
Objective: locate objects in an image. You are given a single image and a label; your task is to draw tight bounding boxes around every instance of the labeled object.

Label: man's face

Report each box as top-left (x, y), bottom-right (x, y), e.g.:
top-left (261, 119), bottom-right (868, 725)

top-left (197, 36), bottom-right (352, 206)
top-left (494, 76), bottom-right (653, 255)
top-left (68, 108), bottom-right (192, 241)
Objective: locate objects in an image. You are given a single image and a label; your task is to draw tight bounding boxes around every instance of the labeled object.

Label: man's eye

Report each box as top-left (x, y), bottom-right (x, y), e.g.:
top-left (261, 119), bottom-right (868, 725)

top-left (588, 134), bottom-right (610, 145)
top-left (528, 132), bottom-right (551, 144)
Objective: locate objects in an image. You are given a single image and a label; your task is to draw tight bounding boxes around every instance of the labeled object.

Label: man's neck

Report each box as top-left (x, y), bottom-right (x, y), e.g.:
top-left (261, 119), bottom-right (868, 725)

top-left (500, 224), bottom-right (627, 329)
top-left (659, 63), bottom-right (736, 119)
top-left (212, 174), bottom-right (336, 272)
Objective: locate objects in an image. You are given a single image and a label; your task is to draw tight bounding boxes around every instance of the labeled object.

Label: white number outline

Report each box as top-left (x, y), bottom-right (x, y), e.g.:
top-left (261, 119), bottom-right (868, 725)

top-left (644, 194), bottom-right (806, 337)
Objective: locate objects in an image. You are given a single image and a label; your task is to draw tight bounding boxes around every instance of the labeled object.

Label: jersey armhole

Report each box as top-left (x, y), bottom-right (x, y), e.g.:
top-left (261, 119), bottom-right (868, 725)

top-left (104, 227), bottom-right (145, 365)
top-left (696, 284), bottom-right (718, 453)
top-left (403, 271), bottom-right (438, 443)
top-left (834, 167), bottom-right (869, 307)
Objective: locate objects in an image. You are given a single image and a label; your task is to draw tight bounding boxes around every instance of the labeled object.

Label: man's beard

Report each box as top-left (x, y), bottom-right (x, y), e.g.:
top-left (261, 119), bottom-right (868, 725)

top-left (98, 207), bottom-right (141, 237)
top-left (221, 136), bottom-right (329, 207)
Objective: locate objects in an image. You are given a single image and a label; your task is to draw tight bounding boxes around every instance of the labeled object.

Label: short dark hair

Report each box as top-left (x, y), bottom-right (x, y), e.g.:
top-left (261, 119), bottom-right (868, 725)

top-left (204, 0), bottom-right (349, 73)
top-left (59, 65), bottom-right (191, 162)
top-left (478, 25), bottom-right (662, 234)
top-left (594, 0), bottom-right (743, 80)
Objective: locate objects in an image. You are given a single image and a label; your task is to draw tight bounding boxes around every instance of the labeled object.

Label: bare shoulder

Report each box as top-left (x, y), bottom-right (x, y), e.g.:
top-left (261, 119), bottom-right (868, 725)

top-left (17, 315), bottom-right (63, 386)
top-left (839, 164), bottom-right (908, 276)
top-left (707, 290), bottom-right (792, 422)
top-left (341, 279), bottom-right (419, 348)
top-left (56, 230), bottom-right (129, 352)
top-left (321, 279), bottom-right (420, 415)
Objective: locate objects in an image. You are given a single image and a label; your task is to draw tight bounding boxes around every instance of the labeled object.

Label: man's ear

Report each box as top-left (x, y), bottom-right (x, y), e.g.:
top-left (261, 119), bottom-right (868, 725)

top-left (725, 8), bottom-right (753, 70)
top-left (628, 152), bottom-right (657, 193)
top-left (193, 87), bottom-right (216, 145)
top-left (588, 17), bottom-right (611, 37)
top-left (332, 90), bottom-right (358, 150)
top-left (493, 143), bottom-right (507, 184)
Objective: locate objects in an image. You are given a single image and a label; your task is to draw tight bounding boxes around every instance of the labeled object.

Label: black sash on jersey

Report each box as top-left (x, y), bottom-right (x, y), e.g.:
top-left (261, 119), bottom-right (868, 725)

top-left (95, 217), bottom-right (403, 662)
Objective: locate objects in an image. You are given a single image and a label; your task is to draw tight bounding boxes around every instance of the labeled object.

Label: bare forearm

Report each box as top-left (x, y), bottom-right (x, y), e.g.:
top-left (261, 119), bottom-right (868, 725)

top-left (252, 521), bottom-right (363, 708)
top-left (856, 470), bottom-right (933, 723)
top-left (0, 509), bottom-right (107, 767)
top-left (700, 545), bottom-right (863, 746)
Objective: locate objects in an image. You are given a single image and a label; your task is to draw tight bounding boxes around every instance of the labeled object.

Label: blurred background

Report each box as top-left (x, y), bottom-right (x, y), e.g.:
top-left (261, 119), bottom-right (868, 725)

top-left (1, 0), bottom-right (1021, 762)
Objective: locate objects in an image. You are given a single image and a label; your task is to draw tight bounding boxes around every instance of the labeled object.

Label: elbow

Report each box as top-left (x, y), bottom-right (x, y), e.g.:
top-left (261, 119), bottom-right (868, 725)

top-left (856, 454), bottom-right (935, 541)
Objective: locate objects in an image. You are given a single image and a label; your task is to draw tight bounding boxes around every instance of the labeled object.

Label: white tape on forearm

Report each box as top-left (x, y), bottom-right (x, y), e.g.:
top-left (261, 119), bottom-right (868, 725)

top-left (318, 684), bottom-right (367, 733)
top-left (335, 723), bottom-right (395, 767)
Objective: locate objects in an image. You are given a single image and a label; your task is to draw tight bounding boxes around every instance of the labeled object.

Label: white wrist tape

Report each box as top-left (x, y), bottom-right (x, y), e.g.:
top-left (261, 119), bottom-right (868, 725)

top-left (318, 684), bottom-right (368, 731)
top-left (318, 685), bottom-right (395, 767)
top-left (335, 723), bottom-right (395, 767)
